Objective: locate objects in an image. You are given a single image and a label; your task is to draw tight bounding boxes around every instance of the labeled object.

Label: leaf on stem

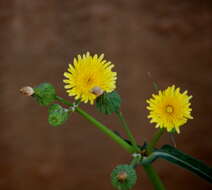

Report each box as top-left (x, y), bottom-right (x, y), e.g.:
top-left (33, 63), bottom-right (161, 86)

top-left (142, 144), bottom-right (212, 183)
top-left (95, 91), bottom-right (121, 114)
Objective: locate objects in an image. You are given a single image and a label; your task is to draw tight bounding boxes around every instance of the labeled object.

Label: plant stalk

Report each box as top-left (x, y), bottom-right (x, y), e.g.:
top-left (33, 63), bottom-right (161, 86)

top-left (76, 107), bottom-right (135, 153)
top-left (116, 111), bottom-right (140, 152)
top-left (130, 155), bottom-right (141, 168)
top-left (143, 128), bottom-right (166, 189)
top-left (147, 128), bottom-right (164, 154)
top-left (56, 96), bottom-right (135, 153)
top-left (56, 96), bottom-right (73, 106)
top-left (57, 96), bottom-right (165, 189)
top-left (143, 164), bottom-right (166, 190)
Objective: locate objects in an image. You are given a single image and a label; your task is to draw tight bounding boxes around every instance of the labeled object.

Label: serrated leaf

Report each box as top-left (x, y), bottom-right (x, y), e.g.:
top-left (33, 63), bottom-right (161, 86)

top-left (95, 91), bottom-right (121, 115)
top-left (141, 144), bottom-right (212, 183)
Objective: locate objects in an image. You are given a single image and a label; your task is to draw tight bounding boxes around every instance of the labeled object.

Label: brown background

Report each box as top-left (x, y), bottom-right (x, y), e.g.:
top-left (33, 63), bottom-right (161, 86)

top-left (1, 0), bottom-right (212, 189)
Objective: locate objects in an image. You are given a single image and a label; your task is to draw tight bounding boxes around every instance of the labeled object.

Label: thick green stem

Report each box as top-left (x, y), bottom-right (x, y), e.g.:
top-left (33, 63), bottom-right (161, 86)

top-left (56, 96), bottom-right (135, 153)
top-left (130, 155), bottom-right (141, 168)
top-left (143, 164), bottom-right (166, 190)
top-left (56, 96), bottom-right (165, 189)
top-left (144, 128), bottom-right (166, 189)
top-left (116, 111), bottom-right (140, 152)
top-left (75, 107), bottom-right (135, 153)
top-left (147, 128), bottom-right (164, 154)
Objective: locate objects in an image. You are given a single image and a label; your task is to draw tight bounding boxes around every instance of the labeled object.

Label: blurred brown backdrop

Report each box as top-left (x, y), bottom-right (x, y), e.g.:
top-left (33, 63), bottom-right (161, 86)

top-left (1, 0), bottom-right (212, 189)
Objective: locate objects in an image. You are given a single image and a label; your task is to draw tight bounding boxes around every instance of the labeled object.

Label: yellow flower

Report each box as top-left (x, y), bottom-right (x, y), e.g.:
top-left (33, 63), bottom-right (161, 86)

top-left (63, 52), bottom-right (117, 104)
top-left (146, 85), bottom-right (193, 133)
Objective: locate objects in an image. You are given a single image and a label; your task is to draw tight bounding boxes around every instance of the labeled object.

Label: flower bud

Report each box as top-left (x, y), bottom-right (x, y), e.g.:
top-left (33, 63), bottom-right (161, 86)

top-left (96, 91), bottom-right (121, 115)
top-left (48, 104), bottom-right (69, 127)
top-left (20, 86), bottom-right (34, 96)
top-left (48, 104), bottom-right (62, 114)
top-left (33, 83), bottom-right (56, 106)
top-left (91, 86), bottom-right (104, 97)
top-left (111, 165), bottom-right (137, 190)
top-left (117, 171), bottom-right (128, 182)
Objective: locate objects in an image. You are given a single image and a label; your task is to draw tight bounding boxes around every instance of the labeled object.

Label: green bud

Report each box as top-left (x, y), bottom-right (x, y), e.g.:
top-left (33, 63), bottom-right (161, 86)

top-left (48, 104), bottom-right (62, 114)
top-left (33, 83), bottom-right (56, 106)
top-left (96, 91), bottom-right (121, 115)
top-left (111, 165), bottom-right (137, 190)
top-left (48, 104), bottom-right (69, 127)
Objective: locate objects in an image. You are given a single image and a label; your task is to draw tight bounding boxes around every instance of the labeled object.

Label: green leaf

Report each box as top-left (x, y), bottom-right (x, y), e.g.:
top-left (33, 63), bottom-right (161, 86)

top-left (95, 91), bottom-right (121, 115)
top-left (141, 144), bottom-right (212, 183)
top-left (33, 83), bottom-right (56, 106)
top-left (48, 104), bottom-right (69, 127)
top-left (111, 165), bottom-right (137, 190)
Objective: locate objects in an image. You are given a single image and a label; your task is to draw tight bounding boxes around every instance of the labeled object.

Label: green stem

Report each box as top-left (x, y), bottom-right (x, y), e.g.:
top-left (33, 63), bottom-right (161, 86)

top-left (76, 107), bottom-right (135, 153)
top-left (143, 128), bottom-right (165, 189)
top-left (55, 96), bottom-right (135, 153)
top-left (130, 155), bottom-right (141, 168)
top-left (116, 111), bottom-right (140, 153)
top-left (56, 96), bottom-right (73, 107)
top-left (147, 128), bottom-right (164, 154)
top-left (143, 164), bottom-right (166, 190)
top-left (56, 96), bottom-right (165, 189)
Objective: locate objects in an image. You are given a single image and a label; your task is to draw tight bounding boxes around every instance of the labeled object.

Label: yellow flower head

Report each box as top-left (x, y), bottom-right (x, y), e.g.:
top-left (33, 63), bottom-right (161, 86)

top-left (147, 85), bottom-right (193, 133)
top-left (63, 52), bottom-right (117, 104)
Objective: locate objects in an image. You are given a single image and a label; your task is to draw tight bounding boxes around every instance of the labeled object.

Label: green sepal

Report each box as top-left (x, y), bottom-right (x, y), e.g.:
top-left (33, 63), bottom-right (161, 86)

top-left (33, 83), bottom-right (56, 106)
top-left (141, 144), bottom-right (212, 183)
top-left (111, 165), bottom-right (137, 190)
top-left (48, 104), bottom-right (69, 127)
top-left (96, 91), bottom-right (121, 115)
top-left (48, 104), bottom-right (62, 113)
top-left (170, 128), bottom-right (177, 133)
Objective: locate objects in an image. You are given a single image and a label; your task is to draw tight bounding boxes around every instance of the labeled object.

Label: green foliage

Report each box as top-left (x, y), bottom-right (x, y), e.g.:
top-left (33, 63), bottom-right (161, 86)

top-left (111, 165), bottom-right (137, 190)
top-left (34, 83), bottom-right (56, 106)
top-left (96, 91), bottom-right (121, 115)
top-left (142, 144), bottom-right (212, 183)
top-left (48, 104), bottom-right (69, 127)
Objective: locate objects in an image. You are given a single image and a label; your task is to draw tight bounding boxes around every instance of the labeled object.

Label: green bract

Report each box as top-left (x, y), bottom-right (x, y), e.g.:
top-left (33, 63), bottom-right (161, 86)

top-left (48, 104), bottom-right (69, 127)
top-left (34, 83), bottom-right (56, 106)
top-left (48, 104), bottom-right (62, 114)
top-left (96, 91), bottom-right (121, 115)
top-left (111, 165), bottom-right (137, 190)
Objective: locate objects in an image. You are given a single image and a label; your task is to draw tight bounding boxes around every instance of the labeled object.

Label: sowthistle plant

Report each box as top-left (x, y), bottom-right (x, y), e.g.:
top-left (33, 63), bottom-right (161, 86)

top-left (20, 52), bottom-right (212, 190)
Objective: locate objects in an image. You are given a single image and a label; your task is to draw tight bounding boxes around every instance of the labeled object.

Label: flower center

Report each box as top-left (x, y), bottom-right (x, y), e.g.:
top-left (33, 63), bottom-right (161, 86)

top-left (166, 105), bottom-right (174, 113)
top-left (86, 77), bottom-right (93, 85)
top-left (84, 75), bottom-right (95, 88)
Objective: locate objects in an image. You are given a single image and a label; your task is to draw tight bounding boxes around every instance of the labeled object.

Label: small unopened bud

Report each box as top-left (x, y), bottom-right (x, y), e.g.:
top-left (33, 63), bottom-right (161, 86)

top-left (111, 165), bottom-right (137, 190)
top-left (91, 86), bottom-right (104, 96)
top-left (20, 86), bottom-right (34, 96)
top-left (34, 83), bottom-right (56, 106)
top-left (117, 171), bottom-right (128, 182)
top-left (48, 104), bottom-right (69, 127)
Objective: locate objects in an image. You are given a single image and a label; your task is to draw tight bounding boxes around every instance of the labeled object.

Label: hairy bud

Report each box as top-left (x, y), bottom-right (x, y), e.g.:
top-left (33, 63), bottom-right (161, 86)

top-left (117, 171), bottom-right (128, 182)
top-left (33, 83), bottom-right (56, 106)
top-left (111, 165), bottom-right (137, 190)
top-left (91, 86), bottom-right (104, 97)
top-left (48, 104), bottom-right (69, 127)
